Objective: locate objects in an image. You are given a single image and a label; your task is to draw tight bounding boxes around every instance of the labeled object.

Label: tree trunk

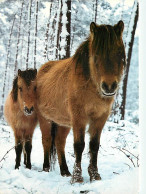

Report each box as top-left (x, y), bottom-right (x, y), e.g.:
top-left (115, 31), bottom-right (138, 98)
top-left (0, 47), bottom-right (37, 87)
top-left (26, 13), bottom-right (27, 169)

top-left (14, 1), bottom-right (24, 76)
top-left (34, 0), bottom-right (39, 68)
top-left (120, 1), bottom-right (139, 120)
top-left (65, 0), bottom-right (71, 58)
top-left (44, 2), bottom-right (52, 60)
top-left (1, 15), bottom-right (16, 112)
top-left (26, 0), bottom-right (32, 69)
top-left (56, 0), bottom-right (63, 59)
top-left (94, 0), bottom-right (98, 23)
top-left (58, 0), bottom-right (71, 59)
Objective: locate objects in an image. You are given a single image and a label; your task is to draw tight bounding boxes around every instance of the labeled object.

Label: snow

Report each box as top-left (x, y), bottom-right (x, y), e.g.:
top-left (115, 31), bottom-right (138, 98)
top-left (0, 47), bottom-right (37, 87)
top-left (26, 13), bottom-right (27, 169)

top-left (0, 119), bottom-right (139, 194)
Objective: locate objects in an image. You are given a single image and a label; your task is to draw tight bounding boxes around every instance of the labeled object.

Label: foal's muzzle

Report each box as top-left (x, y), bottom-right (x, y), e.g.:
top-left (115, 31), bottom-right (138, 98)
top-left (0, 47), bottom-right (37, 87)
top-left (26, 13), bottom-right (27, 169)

top-left (24, 106), bottom-right (34, 116)
top-left (101, 81), bottom-right (117, 97)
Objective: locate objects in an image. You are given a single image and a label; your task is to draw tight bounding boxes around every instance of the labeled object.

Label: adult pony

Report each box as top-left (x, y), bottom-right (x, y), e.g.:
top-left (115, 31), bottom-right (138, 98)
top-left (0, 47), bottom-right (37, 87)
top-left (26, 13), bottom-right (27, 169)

top-left (4, 69), bottom-right (38, 169)
top-left (36, 21), bottom-right (126, 183)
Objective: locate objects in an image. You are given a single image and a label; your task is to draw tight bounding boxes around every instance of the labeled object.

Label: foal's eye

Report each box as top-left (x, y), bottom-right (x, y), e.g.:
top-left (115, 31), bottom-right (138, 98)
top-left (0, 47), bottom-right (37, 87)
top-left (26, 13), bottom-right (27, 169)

top-left (34, 86), bottom-right (37, 92)
top-left (18, 87), bottom-right (22, 92)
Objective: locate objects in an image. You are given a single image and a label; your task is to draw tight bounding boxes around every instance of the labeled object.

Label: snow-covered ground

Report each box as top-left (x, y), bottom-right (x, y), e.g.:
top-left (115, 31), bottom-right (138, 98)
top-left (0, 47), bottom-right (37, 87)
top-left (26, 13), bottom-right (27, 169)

top-left (0, 118), bottom-right (139, 194)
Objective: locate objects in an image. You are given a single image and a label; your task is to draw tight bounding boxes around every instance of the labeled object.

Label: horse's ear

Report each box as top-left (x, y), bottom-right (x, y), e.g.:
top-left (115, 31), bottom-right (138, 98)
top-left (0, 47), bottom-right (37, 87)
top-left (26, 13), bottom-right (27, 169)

top-left (11, 77), bottom-right (18, 102)
top-left (114, 20), bottom-right (124, 37)
top-left (18, 69), bottom-right (22, 76)
top-left (90, 22), bottom-right (97, 35)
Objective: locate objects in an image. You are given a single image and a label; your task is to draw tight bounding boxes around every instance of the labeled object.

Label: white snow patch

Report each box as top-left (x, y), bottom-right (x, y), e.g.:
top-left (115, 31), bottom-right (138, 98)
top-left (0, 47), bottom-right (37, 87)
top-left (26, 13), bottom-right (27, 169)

top-left (0, 119), bottom-right (139, 194)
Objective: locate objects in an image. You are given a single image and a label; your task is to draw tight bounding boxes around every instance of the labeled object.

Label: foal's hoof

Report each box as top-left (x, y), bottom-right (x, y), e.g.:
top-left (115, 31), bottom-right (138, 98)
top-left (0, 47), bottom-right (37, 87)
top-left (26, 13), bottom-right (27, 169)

top-left (26, 163), bottom-right (31, 169)
top-left (43, 164), bottom-right (50, 172)
top-left (61, 170), bottom-right (71, 177)
top-left (43, 167), bottom-right (50, 172)
top-left (15, 165), bottom-right (20, 169)
top-left (15, 163), bottom-right (20, 169)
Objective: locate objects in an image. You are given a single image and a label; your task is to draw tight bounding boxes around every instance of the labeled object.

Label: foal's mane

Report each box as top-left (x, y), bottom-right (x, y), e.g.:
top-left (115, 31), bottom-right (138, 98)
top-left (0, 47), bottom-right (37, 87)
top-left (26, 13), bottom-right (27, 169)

top-left (11, 69), bottom-right (37, 102)
top-left (72, 24), bottom-right (118, 79)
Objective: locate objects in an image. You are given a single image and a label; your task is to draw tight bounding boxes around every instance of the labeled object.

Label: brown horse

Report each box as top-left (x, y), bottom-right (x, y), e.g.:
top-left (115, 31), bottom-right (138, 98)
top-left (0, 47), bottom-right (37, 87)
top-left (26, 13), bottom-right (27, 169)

top-left (4, 69), bottom-right (38, 169)
top-left (36, 21), bottom-right (126, 183)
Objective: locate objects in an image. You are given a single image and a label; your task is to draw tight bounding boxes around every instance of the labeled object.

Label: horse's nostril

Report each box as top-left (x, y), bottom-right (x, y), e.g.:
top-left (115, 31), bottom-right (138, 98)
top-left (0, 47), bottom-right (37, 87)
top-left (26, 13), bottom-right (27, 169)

top-left (101, 81), bottom-right (117, 95)
top-left (111, 81), bottom-right (117, 91)
top-left (102, 82), bottom-right (109, 91)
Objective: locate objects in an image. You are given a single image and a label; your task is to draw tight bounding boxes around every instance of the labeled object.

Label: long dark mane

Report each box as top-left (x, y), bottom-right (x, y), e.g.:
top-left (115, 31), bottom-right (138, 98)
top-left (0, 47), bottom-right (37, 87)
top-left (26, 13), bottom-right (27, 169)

top-left (72, 24), bottom-right (123, 79)
top-left (72, 39), bottom-right (90, 79)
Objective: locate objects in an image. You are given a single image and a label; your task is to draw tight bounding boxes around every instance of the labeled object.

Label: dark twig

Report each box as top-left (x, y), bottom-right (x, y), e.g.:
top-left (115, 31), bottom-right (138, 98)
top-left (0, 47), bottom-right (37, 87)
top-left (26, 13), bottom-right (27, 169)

top-left (112, 146), bottom-right (137, 167)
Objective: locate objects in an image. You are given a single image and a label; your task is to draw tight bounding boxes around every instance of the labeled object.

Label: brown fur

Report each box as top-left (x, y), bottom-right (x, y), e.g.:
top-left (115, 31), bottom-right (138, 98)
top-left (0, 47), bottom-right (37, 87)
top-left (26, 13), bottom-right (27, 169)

top-left (4, 69), bottom-right (38, 169)
top-left (36, 21), bottom-right (126, 182)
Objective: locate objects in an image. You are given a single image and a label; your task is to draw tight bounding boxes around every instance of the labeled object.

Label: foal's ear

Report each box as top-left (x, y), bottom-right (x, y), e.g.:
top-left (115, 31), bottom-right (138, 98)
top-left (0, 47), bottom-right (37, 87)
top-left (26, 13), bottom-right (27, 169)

top-left (114, 20), bottom-right (124, 37)
top-left (34, 69), bottom-right (37, 77)
top-left (18, 69), bottom-right (22, 76)
top-left (90, 22), bottom-right (97, 35)
top-left (11, 77), bottom-right (18, 102)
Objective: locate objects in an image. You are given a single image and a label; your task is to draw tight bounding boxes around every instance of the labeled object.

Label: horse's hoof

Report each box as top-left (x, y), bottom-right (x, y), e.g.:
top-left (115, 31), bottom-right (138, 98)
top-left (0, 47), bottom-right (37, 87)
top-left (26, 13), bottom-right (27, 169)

top-left (43, 167), bottom-right (50, 172)
top-left (88, 165), bottom-right (101, 182)
top-left (90, 173), bottom-right (101, 182)
top-left (61, 170), bottom-right (71, 177)
top-left (71, 162), bottom-right (83, 184)
top-left (70, 176), bottom-right (84, 184)
top-left (15, 164), bottom-right (20, 169)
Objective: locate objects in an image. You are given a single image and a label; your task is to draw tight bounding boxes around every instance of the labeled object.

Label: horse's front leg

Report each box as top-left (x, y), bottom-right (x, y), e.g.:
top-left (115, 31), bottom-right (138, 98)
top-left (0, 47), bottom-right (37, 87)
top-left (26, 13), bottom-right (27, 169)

top-left (71, 122), bottom-right (86, 184)
top-left (88, 113), bottom-right (109, 181)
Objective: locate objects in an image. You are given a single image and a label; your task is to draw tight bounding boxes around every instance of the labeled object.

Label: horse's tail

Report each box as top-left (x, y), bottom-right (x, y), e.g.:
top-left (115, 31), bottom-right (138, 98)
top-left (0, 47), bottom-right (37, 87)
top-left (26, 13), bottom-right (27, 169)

top-left (50, 121), bottom-right (58, 170)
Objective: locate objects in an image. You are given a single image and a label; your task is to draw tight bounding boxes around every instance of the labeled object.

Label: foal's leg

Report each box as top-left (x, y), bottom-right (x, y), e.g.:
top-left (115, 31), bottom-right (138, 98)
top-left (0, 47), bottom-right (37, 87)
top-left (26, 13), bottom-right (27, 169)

top-left (71, 120), bottom-right (86, 183)
top-left (88, 114), bottom-right (108, 181)
top-left (24, 137), bottom-right (32, 169)
top-left (14, 135), bottom-right (23, 169)
top-left (55, 126), bottom-right (71, 176)
top-left (39, 115), bottom-right (52, 171)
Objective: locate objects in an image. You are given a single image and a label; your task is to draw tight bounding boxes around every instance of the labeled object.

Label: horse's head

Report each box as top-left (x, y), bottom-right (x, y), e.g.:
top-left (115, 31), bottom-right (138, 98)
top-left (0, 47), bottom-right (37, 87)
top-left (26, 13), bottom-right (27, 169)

top-left (12, 69), bottom-right (37, 116)
top-left (89, 20), bottom-right (126, 97)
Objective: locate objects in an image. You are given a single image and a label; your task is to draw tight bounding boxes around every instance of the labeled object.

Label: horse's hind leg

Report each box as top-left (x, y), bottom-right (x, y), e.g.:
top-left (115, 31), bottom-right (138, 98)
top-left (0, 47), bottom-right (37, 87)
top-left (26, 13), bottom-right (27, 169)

top-left (14, 134), bottom-right (23, 169)
top-left (55, 126), bottom-right (71, 176)
top-left (39, 115), bottom-right (52, 171)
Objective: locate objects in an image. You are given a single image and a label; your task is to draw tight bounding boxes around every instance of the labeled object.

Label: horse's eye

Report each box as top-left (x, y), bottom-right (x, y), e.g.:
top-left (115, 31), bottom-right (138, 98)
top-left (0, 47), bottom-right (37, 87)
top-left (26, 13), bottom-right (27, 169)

top-left (34, 86), bottom-right (37, 92)
top-left (19, 87), bottom-right (22, 92)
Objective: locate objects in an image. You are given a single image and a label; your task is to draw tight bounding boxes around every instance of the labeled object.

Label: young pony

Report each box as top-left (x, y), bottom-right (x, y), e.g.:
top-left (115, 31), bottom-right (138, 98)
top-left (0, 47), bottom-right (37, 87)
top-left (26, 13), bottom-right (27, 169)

top-left (36, 21), bottom-right (126, 183)
top-left (4, 69), bottom-right (38, 169)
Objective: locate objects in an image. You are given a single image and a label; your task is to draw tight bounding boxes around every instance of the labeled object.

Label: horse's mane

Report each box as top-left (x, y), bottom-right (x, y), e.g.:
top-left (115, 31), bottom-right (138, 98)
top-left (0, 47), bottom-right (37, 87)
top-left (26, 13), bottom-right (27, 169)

top-left (92, 25), bottom-right (117, 57)
top-left (72, 24), bottom-right (118, 79)
top-left (72, 39), bottom-right (90, 79)
top-left (11, 69), bottom-right (37, 102)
